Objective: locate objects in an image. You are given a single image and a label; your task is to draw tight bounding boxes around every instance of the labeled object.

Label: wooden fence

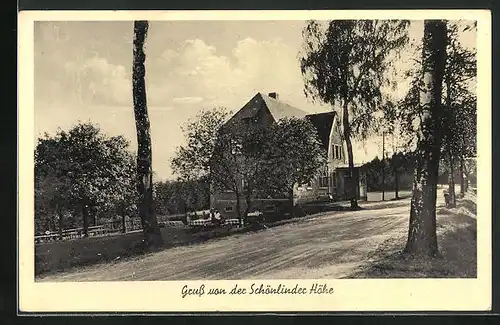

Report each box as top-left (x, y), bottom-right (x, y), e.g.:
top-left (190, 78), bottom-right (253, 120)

top-left (35, 219), bottom-right (144, 244)
top-left (187, 218), bottom-right (240, 227)
top-left (36, 213), bottom-right (246, 244)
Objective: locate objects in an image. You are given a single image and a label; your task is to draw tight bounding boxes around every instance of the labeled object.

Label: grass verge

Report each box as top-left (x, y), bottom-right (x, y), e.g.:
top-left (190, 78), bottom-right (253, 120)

top-left (348, 192), bottom-right (477, 278)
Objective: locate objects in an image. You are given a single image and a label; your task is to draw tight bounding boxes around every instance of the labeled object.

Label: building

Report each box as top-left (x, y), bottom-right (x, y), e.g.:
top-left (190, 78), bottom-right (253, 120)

top-left (211, 92), bottom-right (367, 219)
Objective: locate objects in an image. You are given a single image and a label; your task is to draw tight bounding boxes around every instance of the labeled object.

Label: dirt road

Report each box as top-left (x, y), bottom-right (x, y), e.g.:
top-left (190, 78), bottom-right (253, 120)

top-left (38, 198), bottom-right (418, 281)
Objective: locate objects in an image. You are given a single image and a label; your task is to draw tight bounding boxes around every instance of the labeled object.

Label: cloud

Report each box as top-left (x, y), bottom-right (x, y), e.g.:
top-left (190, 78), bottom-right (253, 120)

top-left (146, 37), bottom-right (312, 112)
top-left (63, 56), bottom-right (132, 106)
top-left (35, 35), bottom-right (380, 179)
top-left (36, 34), bottom-right (321, 113)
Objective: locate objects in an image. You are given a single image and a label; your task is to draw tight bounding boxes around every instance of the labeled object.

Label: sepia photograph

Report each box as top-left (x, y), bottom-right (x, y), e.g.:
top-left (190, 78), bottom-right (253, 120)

top-left (18, 10), bottom-right (491, 312)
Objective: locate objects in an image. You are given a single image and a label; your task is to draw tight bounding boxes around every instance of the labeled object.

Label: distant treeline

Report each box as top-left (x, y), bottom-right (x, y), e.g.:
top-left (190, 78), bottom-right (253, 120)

top-left (364, 151), bottom-right (466, 192)
top-left (153, 178), bottom-right (210, 216)
top-left (364, 152), bottom-right (414, 192)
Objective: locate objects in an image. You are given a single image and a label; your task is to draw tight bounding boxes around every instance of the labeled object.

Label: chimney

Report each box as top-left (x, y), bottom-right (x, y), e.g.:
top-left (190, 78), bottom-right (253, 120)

top-left (268, 92), bottom-right (279, 100)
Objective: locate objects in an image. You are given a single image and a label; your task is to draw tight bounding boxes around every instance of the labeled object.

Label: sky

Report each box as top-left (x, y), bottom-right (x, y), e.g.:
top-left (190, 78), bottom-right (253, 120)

top-left (34, 20), bottom-right (476, 181)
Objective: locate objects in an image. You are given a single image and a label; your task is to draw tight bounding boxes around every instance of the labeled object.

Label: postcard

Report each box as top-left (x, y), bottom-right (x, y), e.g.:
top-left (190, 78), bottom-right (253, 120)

top-left (18, 9), bottom-right (491, 312)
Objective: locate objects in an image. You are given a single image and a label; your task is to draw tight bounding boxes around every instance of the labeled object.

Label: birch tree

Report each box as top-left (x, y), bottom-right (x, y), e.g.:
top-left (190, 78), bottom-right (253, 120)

top-left (132, 20), bottom-right (163, 247)
top-left (404, 20), bottom-right (448, 256)
top-left (397, 22), bottom-right (476, 205)
top-left (300, 20), bottom-right (409, 210)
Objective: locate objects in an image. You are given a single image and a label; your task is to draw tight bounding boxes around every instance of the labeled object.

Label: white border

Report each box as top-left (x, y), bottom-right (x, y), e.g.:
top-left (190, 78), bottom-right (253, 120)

top-left (18, 10), bottom-right (492, 312)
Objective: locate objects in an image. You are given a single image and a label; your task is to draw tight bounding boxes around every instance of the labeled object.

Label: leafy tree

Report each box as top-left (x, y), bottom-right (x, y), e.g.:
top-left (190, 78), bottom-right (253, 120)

top-left (442, 23), bottom-right (476, 201)
top-left (363, 151), bottom-right (415, 197)
top-left (171, 108), bottom-right (233, 215)
top-left (259, 117), bottom-right (326, 213)
top-left (404, 20), bottom-right (448, 256)
top-left (455, 93), bottom-right (477, 194)
top-left (35, 123), bottom-right (137, 237)
top-left (106, 154), bottom-right (137, 233)
top-left (390, 152), bottom-right (408, 199)
top-left (172, 108), bottom-right (231, 184)
top-left (172, 110), bottom-right (325, 224)
top-left (172, 108), bottom-right (270, 225)
top-left (300, 19), bottom-right (410, 210)
top-left (154, 179), bottom-right (210, 216)
top-left (207, 116), bottom-right (274, 224)
top-left (132, 20), bottom-right (163, 247)
top-left (35, 167), bottom-right (70, 237)
top-left (395, 22), bottom-right (476, 206)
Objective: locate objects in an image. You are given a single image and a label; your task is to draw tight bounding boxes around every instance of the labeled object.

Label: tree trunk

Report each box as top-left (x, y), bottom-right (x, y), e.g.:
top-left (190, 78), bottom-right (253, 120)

top-left (55, 204), bottom-right (63, 240)
top-left (342, 99), bottom-right (359, 210)
top-left (132, 20), bottom-right (163, 248)
top-left (51, 219), bottom-right (57, 233)
top-left (382, 132), bottom-right (385, 201)
top-left (82, 205), bottom-right (89, 238)
top-left (448, 151), bottom-right (456, 207)
top-left (444, 44), bottom-right (456, 207)
top-left (243, 195), bottom-right (252, 227)
top-left (382, 161), bottom-right (385, 201)
top-left (460, 158), bottom-right (466, 196)
top-left (235, 191), bottom-right (243, 227)
top-left (394, 168), bottom-right (400, 199)
top-left (404, 20), bottom-right (447, 256)
top-left (121, 211), bottom-right (127, 233)
top-left (57, 212), bottom-right (63, 240)
top-left (289, 188), bottom-right (294, 219)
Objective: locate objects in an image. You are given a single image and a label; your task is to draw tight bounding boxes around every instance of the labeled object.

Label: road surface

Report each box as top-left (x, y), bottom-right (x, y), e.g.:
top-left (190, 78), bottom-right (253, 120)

top-left (37, 197), bottom-right (423, 281)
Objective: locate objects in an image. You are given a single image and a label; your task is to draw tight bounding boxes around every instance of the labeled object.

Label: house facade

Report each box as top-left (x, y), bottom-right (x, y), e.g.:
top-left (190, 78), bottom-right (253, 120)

top-left (211, 92), bottom-right (367, 219)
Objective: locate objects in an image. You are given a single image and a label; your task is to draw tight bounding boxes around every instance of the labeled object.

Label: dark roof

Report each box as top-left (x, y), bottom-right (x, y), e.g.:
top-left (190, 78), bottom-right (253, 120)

top-left (227, 93), bottom-right (308, 124)
top-left (260, 93), bottom-right (308, 120)
top-left (306, 111), bottom-right (337, 151)
top-left (227, 92), bottom-right (337, 151)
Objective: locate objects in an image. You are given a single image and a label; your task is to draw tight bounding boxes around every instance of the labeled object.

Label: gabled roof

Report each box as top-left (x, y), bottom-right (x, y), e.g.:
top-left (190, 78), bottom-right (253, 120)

top-left (227, 92), bottom-right (308, 124)
top-left (305, 111), bottom-right (337, 151)
top-left (226, 92), bottom-right (338, 152)
top-left (260, 93), bottom-right (308, 120)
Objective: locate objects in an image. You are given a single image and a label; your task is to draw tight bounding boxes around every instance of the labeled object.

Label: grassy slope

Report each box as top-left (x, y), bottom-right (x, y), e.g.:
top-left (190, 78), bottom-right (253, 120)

top-left (35, 228), bottom-right (191, 275)
top-left (349, 191), bottom-right (477, 278)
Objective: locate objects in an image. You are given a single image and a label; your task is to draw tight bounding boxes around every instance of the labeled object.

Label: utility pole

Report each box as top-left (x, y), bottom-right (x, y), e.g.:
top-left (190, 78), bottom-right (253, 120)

top-left (382, 131), bottom-right (385, 201)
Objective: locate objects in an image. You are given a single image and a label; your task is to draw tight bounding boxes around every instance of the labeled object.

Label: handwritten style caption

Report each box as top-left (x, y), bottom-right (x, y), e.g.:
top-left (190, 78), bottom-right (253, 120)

top-left (181, 283), bottom-right (334, 298)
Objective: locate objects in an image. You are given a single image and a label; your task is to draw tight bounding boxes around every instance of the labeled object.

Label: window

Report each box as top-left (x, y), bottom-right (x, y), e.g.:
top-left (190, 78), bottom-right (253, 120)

top-left (331, 172), bottom-right (337, 189)
top-left (332, 144), bottom-right (343, 160)
top-left (319, 176), bottom-right (329, 188)
top-left (224, 206), bottom-right (234, 212)
top-left (319, 166), bottom-right (329, 188)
